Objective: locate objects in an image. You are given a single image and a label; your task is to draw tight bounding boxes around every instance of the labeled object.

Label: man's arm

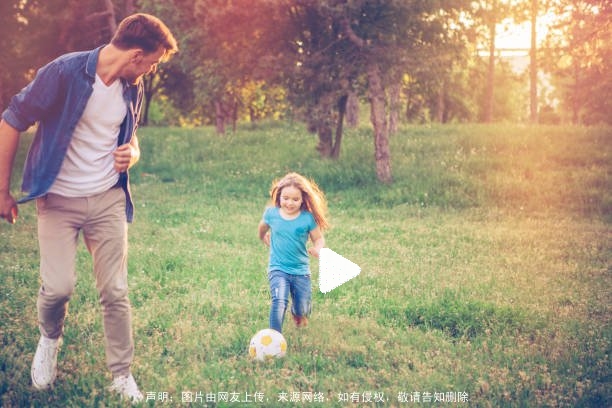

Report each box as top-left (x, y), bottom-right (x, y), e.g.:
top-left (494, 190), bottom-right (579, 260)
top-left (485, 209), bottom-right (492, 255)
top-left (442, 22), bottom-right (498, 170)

top-left (0, 119), bottom-right (20, 224)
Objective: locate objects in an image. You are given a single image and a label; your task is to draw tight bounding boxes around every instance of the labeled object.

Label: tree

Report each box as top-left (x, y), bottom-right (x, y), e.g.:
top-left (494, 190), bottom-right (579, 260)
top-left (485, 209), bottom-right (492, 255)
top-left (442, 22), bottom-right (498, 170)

top-left (145, 0), bottom-right (288, 132)
top-left (0, 0), bottom-right (28, 108)
top-left (504, 0), bottom-right (548, 123)
top-left (529, 0), bottom-right (539, 123)
top-left (340, 14), bottom-right (392, 182)
top-left (335, 1), bottom-right (473, 181)
top-left (543, 0), bottom-right (611, 124)
top-left (264, 1), bottom-right (357, 159)
top-left (0, 0), bottom-right (131, 109)
top-left (470, 0), bottom-right (503, 123)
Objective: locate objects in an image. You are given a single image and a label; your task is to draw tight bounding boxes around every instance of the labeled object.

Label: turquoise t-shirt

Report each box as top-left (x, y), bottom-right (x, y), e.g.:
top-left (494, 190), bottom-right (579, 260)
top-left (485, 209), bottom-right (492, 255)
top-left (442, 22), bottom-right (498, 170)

top-left (263, 206), bottom-right (317, 275)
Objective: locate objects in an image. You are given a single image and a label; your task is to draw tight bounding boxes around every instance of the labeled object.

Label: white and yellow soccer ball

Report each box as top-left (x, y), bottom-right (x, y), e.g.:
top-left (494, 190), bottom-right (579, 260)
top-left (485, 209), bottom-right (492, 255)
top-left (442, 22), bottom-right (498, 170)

top-left (248, 329), bottom-right (287, 361)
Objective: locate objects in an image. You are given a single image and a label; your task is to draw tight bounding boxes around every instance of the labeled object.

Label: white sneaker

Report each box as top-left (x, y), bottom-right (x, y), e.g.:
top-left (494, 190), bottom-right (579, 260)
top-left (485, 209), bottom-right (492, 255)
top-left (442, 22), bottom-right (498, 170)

top-left (31, 335), bottom-right (62, 390)
top-left (109, 374), bottom-right (144, 404)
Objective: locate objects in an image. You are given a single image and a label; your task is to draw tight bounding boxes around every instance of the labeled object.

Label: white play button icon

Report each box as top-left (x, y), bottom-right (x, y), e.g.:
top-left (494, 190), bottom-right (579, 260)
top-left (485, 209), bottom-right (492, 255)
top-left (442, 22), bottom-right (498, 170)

top-left (318, 248), bottom-right (361, 293)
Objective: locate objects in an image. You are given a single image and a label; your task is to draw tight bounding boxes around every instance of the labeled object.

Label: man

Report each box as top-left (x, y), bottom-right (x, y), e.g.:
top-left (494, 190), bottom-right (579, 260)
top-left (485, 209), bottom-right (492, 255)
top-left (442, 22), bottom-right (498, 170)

top-left (0, 13), bottom-right (177, 402)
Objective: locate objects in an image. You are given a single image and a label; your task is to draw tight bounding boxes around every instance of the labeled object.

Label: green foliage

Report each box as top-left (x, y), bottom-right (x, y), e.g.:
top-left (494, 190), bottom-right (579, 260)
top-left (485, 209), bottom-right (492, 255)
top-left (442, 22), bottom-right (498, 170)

top-left (542, 0), bottom-right (612, 125)
top-left (2, 0), bottom-right (610, 126)
top-left (1, 123), bottom-right (610, 407)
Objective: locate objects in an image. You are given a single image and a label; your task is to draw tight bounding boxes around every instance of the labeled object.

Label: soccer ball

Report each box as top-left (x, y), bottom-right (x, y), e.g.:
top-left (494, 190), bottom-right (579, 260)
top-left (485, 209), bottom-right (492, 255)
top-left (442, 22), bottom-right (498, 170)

top-left (248, 329), bottom-right (287, 361)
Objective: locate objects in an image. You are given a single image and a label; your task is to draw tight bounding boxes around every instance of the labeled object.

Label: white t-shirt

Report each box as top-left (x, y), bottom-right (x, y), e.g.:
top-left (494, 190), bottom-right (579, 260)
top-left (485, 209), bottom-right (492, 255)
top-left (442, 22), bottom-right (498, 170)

top-left (49, 74), bottom-right (127, 197)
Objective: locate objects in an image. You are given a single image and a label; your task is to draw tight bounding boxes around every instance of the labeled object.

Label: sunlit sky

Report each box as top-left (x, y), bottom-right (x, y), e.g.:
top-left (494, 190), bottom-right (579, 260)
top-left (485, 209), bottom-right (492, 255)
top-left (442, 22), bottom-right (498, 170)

top-left (478, 13), bottom-right (558, 73)
top-left (495, 13), bottom-right (555, 51)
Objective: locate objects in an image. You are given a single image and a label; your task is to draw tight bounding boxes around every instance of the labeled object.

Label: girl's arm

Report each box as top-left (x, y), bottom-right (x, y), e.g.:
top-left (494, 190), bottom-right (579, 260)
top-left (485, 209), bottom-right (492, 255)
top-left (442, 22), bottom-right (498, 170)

top-left (308, 226), bottom-right (325, 258)
top-left (258, 220), bottom-right (270, 247)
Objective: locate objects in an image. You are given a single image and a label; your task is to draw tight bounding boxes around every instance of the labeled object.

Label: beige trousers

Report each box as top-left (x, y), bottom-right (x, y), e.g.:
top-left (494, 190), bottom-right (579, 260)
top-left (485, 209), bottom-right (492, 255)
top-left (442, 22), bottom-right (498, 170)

top-left (36, 187), bottom-right (133, 376)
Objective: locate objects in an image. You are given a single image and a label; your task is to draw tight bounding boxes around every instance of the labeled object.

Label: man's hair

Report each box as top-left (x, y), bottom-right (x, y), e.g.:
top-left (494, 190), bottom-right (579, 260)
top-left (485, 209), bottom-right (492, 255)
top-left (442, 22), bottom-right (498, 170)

top-left (111, 13), bottom-right (178, 61)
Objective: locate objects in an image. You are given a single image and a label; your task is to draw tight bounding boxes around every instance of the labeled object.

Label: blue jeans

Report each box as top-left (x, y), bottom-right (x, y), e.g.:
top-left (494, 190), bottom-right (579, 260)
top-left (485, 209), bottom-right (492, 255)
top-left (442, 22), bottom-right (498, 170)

top-left (268, 270), bottom-right (312, 333)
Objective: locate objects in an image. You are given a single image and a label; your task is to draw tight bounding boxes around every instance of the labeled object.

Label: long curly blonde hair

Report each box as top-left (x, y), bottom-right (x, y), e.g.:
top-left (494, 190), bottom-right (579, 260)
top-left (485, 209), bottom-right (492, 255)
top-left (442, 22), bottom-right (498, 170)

top-left (269, 172), bottom-right (330, 231)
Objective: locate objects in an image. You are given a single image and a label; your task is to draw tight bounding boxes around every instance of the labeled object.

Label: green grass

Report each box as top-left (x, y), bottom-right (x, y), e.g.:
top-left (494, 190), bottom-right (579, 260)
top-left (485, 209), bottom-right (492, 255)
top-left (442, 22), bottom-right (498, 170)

top-left (1, 122), bottom-right (610, 407)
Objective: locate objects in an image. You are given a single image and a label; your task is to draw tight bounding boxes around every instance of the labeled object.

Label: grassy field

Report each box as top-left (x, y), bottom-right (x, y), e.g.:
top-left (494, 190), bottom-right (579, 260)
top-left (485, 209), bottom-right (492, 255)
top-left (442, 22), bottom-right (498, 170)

top-left (0, 123), bottom-right (610, 407)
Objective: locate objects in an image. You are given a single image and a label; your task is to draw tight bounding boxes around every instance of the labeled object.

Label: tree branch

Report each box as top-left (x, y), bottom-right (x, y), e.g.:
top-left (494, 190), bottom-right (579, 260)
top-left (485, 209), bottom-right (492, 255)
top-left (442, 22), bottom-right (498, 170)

top-left (339, 17), bottom-right (366, 48)
top-left (84, 11), bottom-right (113, 24)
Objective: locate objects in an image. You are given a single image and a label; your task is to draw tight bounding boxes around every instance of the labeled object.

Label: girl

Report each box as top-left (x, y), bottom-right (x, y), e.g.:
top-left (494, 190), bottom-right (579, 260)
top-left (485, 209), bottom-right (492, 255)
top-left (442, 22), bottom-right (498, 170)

top-left (258, 172), bottom-right (329, 333)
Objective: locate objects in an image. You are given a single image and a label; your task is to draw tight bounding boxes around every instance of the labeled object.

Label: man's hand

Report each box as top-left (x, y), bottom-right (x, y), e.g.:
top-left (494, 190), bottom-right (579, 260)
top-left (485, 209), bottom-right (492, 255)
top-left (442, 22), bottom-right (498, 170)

top-left (0, 120), bottom-right (20, 224)
top-left (0, 192), bottom-right (18, 224)
top-left (113, 143), bottom-right (139, 173)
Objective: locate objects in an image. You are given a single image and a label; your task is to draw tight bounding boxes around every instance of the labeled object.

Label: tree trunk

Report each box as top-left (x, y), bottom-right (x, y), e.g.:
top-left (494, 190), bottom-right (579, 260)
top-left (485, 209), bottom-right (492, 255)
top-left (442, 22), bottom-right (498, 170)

top-left (230, 99), bottom-right (238, 132)
top-left (331, 95), bottom-right (348, 159)
top-left (368, 62), bottom-right (392, 184)
top-left (143, 94), bottom-right (152, 126)
top-left (0, 75), bottom-right (4, 111)
top-left (346, 91), bottom-right (359, 128)
top-left (485, 1), bottom-right (497, 123)
top-left (437, 80), bottom-right (446, 123)
top-left (142, 75), bottom-right (153, 126)
top-left (529, 0), bottom-right (538, 123)
top-left (214, 100), bottom-right (226, 134)
top-left (388, 83), bottom-right (400, 134)
top-left (123, 0), bottom-right (136, 15)
top-left (316, 124), bottom-right (333, 157)
top-left (340, 16), bottom-right (392, 183)
top-left (102, 0), bottom-right (117, 33)
top-left (572, 64), bottom-right (580, 124)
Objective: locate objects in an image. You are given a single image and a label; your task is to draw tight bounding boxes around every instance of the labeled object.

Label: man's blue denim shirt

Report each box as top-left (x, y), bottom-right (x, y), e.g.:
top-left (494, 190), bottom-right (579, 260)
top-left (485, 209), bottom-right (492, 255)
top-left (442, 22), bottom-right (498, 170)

top-left (1, 46), bottom-right (144, 222)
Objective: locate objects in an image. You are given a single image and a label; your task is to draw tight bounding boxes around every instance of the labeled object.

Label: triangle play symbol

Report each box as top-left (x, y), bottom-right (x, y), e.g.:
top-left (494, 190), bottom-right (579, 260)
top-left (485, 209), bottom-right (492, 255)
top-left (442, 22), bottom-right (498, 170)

top-left (318, 248), bottom-right (361, 293)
